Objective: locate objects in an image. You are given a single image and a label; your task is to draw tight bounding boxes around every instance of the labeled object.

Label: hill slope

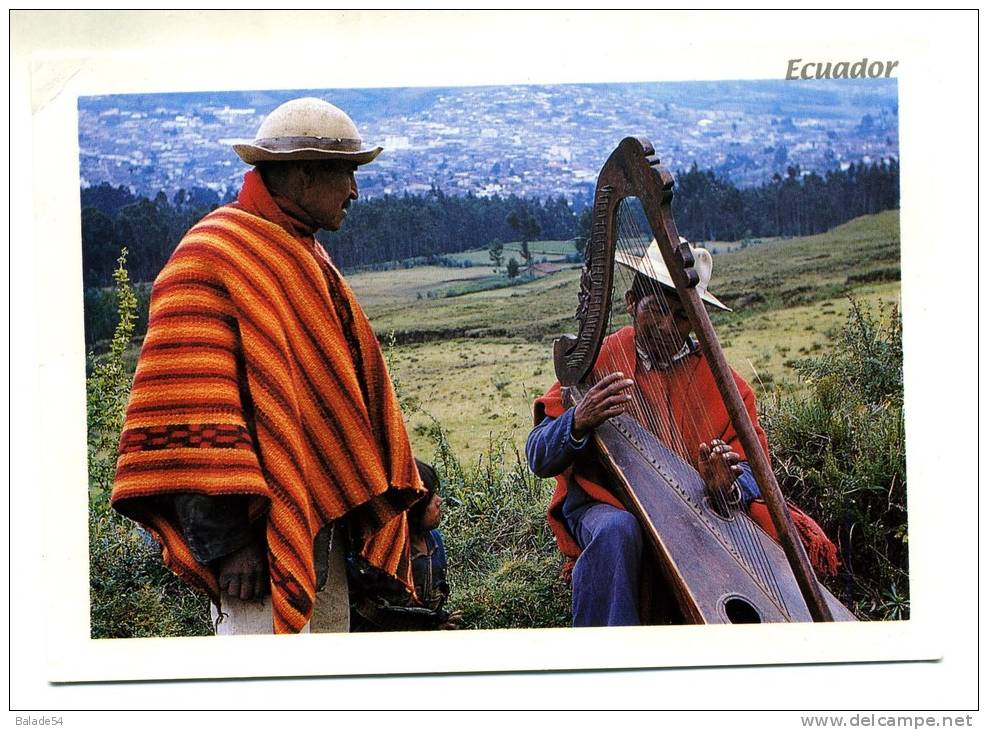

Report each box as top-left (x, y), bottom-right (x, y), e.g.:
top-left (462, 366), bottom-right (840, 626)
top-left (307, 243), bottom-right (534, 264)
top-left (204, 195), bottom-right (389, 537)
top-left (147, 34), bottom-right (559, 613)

top-left (353, 209), bottom-right (901, 345)
top-left (362, 211), bottom-right (901, 460)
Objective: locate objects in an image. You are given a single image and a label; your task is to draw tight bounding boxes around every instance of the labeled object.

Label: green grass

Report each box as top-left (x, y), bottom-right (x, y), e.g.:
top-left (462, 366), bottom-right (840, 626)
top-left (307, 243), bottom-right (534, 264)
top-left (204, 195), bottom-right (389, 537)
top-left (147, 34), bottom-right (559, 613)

top-left (711, 211), bottom-right (900, 309)
top-left (378, 211), bottom-right (901, 456)
top-left (93, 211), bottom-right (905, 635)
top-left (388, 338), bottom-right (549, 459)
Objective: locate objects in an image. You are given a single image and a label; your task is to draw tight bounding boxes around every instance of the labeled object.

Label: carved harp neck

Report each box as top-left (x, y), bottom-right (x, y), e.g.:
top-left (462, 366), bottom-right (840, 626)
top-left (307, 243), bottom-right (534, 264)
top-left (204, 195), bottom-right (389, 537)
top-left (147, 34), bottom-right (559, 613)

top-left (554, 136), bottom-right (696, 385)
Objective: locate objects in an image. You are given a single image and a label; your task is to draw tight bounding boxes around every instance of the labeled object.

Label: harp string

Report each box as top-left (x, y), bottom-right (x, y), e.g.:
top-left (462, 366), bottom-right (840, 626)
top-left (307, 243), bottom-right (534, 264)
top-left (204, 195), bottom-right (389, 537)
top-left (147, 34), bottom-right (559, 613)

top-left (612, 203), bottom-right (786, 610)
top-left (600, 198), bottom-right (788, 612)
top-left (618, 201), bottom-right (787, 612)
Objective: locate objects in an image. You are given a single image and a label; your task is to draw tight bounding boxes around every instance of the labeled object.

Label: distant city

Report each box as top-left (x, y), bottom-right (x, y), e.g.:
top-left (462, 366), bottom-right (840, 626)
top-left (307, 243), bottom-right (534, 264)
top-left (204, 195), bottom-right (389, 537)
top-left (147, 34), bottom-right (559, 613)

top-left (78, 79), bottom-right (898, 206)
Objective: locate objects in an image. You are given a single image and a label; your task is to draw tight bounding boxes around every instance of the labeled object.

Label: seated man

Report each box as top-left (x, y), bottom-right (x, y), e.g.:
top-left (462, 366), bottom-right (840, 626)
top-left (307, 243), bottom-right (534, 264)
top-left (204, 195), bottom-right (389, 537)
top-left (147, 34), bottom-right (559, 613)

top-left (527, 240), bottom-right (837, 627)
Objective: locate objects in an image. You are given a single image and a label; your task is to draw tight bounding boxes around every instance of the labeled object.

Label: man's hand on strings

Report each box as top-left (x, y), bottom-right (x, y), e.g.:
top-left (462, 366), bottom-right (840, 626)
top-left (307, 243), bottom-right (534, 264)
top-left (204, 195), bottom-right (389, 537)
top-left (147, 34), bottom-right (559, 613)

top-left (572, 372), bottom-right (635, 440)
top-left (699, 438), bottom-right (743, 506)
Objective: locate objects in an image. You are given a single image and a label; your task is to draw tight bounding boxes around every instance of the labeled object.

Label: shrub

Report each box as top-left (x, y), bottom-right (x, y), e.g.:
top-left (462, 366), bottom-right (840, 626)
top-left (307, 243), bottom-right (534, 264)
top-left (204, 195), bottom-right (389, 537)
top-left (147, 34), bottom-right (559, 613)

top-left (87, 250), bottom-right (211, 638)
top-left (420, 418), bottom-right (571, 629)
top-left (84, 282), bottom-right (151, 353)
top-left (761, 298), bottom-right (907, 620)
top-left (90, 509), bottom-right (211, 638)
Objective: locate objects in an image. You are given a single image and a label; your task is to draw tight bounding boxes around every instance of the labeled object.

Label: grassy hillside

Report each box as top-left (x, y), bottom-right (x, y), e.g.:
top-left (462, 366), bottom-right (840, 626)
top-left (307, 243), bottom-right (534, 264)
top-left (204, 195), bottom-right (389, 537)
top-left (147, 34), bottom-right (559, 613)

top-left (95, 211), bottom-right (905, 635)
top-left (354, 210), bottom-right (898, 340)
top-left (356, 210), bottom-right (901, 459)
top-left (711, 211), bottom-right (900, 309)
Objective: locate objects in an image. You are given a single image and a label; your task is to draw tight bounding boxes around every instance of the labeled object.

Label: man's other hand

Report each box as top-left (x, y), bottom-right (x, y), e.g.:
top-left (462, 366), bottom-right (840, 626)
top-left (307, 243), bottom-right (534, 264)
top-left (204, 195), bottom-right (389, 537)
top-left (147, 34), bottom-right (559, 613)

top-left (573, 372), bottom-right (635, 439)
top-left (218, 540), bottom-right (269, 600)
top-left (698, 438), bottom-right (743, 506)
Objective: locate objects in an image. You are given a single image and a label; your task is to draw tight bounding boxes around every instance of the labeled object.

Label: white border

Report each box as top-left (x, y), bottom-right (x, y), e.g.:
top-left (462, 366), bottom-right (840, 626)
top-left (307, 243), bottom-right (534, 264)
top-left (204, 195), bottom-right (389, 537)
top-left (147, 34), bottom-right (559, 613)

top-left (10, 9), bottom-right (981, 713)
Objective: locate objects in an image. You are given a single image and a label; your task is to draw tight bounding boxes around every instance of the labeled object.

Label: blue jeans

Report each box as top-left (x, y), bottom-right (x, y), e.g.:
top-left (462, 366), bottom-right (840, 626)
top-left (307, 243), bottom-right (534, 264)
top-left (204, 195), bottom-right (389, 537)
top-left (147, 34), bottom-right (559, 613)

top-left (568, 502), bottom-right (643, 627)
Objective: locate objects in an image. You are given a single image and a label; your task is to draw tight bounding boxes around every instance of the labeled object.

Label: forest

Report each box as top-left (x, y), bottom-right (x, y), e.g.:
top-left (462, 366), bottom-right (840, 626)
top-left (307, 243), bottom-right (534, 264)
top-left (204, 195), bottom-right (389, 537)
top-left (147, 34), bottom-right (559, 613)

top-left (80, 159), bottom-right (899, 347)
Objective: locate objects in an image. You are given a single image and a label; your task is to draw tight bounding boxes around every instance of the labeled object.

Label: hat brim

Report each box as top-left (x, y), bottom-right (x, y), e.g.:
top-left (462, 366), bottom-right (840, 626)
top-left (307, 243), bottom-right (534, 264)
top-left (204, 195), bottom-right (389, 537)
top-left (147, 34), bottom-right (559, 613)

top-left (615, 253), bottom-right (732, 312)
top-left (233, 144), bottom-right (383, 166)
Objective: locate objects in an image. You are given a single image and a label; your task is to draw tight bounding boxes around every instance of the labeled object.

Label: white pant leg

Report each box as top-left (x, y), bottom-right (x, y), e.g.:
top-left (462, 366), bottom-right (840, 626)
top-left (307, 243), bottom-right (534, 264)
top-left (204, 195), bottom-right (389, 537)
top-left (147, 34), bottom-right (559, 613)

top-left (210, 531), bottom-right (349, 634)
top-left (309, 529), bottom-right (350, 633)
top-left (211, 595), bottom-right (314, 635)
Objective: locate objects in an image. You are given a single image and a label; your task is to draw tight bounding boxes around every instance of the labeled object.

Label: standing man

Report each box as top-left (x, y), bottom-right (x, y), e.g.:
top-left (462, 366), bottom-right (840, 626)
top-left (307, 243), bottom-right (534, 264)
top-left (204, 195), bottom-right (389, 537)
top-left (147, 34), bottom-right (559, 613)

top-left (112, 97), bottom-right (425, 634)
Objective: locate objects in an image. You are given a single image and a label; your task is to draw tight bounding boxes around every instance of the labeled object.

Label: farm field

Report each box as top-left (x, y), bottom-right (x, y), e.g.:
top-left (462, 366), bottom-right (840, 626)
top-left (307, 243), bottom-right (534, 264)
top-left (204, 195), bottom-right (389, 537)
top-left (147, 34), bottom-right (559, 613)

top-left (342, 265), bottom-right (493, 312)
top-left (349, 210), bottom-right (902, 461)
top-left (444, 239), bottom-right (578, 266)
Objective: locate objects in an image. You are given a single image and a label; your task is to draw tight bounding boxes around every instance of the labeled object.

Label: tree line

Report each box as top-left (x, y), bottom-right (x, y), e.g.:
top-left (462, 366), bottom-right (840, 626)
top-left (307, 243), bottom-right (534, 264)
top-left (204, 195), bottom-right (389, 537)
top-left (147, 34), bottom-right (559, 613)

top-left (81, 184), bottom-right (224, 288)
top-left (321, 187), bottom-right (577, 271)
top-left (80, 182), bottom-right (578, 288)
top-left (80, 159), bottom-right (898, 346)
top-left (671, 160), bottom-right (900, 241)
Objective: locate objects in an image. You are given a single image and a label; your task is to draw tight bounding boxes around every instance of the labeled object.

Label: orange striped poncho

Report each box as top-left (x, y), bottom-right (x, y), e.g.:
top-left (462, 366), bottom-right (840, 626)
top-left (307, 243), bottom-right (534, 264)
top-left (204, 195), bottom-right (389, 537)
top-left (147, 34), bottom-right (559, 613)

top-left (111, 179), bottom-right (424, 633)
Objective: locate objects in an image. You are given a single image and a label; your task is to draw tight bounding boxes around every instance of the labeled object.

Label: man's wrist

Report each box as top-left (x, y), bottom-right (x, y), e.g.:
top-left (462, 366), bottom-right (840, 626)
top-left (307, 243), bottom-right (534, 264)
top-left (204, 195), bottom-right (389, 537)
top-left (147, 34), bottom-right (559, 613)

top-left (567, 409), bottom-right (589, 447)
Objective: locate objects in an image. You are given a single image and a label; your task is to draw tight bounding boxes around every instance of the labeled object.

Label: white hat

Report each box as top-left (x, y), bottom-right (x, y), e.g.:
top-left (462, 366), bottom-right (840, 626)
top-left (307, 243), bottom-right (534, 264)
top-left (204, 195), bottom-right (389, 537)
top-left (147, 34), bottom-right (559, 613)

top-left (233, 97), bottom-right (383, 166)
top-left (615, 237), bottom-right (731, 311)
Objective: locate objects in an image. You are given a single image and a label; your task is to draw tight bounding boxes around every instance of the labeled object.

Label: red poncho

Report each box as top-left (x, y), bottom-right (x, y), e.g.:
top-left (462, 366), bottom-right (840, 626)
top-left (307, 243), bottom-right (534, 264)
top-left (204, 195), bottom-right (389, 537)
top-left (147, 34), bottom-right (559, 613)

top-left (535, 326), bottom-right (837, 577)
top-left (535, 326), bottom-right (769, 567)
top-left (112, 170), bottom-right (425, 633)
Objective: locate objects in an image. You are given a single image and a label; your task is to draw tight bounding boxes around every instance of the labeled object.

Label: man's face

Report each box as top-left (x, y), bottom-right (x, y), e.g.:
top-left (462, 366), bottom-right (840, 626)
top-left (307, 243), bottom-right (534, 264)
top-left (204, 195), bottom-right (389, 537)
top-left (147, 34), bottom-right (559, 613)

top-left (625, 286), bottom-right (692, 360)
top-left (421, 492), bottom-right (443, 531)
top-left (301, 161), bottom-right (359, 231)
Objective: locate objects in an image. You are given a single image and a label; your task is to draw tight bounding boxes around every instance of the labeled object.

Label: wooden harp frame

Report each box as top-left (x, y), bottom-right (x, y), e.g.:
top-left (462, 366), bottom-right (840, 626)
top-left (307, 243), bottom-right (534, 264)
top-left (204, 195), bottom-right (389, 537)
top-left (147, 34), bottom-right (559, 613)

top-left (553, 136), bottom-right (835, 622)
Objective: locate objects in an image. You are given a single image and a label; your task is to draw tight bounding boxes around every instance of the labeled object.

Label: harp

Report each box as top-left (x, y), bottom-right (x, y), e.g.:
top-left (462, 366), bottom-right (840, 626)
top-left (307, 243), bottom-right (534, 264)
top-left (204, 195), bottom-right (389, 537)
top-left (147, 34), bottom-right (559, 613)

top-left (554, 137), bottom-right (855, 623)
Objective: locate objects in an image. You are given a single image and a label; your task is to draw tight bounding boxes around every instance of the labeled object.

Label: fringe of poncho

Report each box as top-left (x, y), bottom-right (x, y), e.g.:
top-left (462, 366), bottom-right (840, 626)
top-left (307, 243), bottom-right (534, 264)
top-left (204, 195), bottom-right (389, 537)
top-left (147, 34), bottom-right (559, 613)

top-left (111, 202), bottom-right (424, 633)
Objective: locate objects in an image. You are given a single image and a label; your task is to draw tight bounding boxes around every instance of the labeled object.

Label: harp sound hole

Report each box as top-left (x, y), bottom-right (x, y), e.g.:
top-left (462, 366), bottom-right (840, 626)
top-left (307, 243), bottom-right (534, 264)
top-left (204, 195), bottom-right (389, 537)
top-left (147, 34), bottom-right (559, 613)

top-left (723, 596), bottom-right (762, 624)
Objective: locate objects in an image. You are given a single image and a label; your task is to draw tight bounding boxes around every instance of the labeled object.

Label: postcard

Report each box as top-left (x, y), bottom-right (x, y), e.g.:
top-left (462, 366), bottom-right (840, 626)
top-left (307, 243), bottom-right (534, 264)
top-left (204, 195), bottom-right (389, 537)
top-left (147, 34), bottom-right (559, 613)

top-left (10, 9), bottom-right (978, 713)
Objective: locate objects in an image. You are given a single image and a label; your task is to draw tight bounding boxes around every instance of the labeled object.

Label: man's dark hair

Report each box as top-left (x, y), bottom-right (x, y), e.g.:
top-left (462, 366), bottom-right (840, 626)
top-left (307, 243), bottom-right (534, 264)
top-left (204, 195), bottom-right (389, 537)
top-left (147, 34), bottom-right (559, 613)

top-left (255, 159), bottom-right (354, 189)
top-left (629, 273), bottom-right (675, 303)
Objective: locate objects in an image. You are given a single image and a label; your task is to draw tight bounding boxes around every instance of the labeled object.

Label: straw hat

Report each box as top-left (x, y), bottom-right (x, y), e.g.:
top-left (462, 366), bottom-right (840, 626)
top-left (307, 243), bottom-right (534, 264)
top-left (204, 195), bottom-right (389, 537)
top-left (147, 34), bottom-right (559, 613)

top-left (232, 97), bottom-right (383, 166)
top-left (615, 237), bottom-right (731, 311)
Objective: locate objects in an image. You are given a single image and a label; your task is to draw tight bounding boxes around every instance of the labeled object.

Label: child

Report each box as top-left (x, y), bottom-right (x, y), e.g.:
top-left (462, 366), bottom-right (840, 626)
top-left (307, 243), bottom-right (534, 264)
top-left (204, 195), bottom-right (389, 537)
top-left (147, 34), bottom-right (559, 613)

top-left (348, 460), bottom-right (461, 631)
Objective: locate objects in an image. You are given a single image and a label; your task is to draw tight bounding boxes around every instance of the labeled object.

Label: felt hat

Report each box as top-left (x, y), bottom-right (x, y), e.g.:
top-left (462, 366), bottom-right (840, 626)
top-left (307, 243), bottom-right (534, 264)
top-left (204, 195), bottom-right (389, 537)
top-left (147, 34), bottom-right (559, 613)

top-left (615, 237), bottom-right (731, 311)
top-left (233, 97), bottom-right (383, 166)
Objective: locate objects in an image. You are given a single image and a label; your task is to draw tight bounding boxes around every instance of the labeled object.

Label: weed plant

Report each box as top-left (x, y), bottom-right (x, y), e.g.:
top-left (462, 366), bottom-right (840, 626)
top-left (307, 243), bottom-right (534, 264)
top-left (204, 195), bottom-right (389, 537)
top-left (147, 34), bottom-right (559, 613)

top-left (761, 298), bottom-right (907, 620)
top-left (87, 251), bottom-right (211, 638)
top-left (422, 419), bottom-right (571, 629)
